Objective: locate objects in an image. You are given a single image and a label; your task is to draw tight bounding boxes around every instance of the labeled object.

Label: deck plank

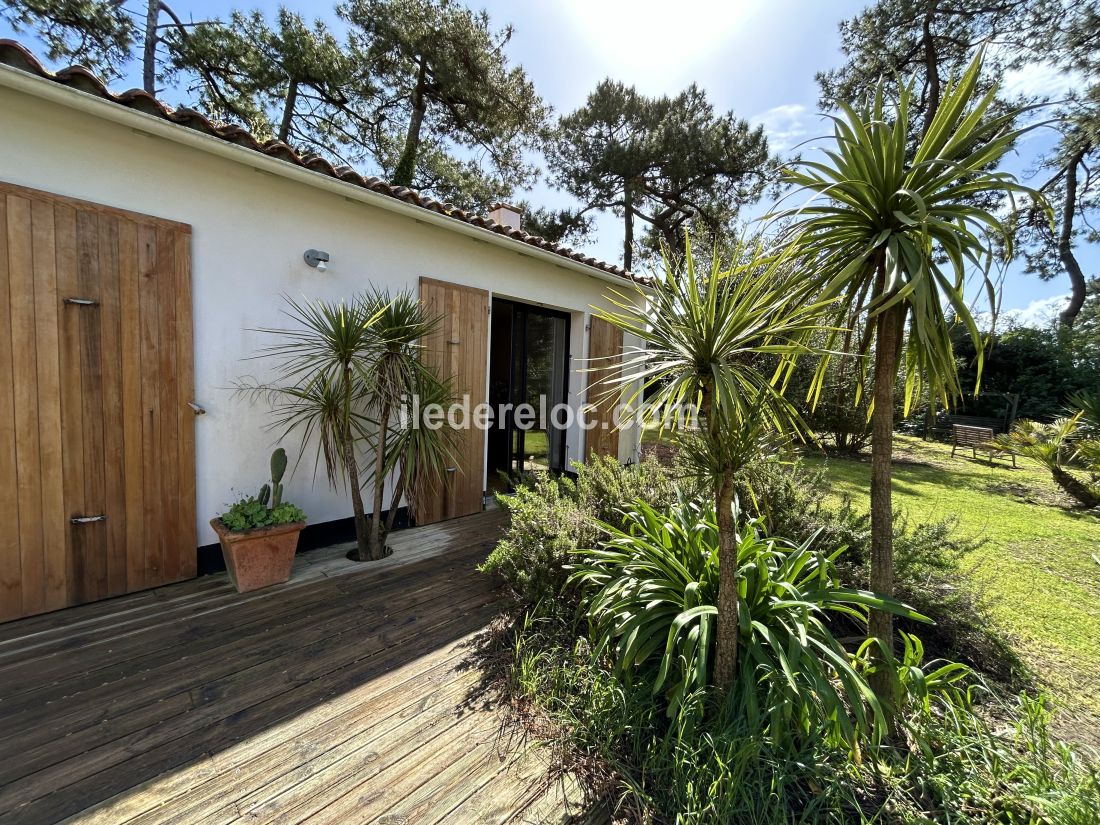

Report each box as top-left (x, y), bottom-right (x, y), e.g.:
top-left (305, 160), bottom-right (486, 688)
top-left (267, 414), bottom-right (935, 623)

top-left (0, 511), bottom-right (586, 825)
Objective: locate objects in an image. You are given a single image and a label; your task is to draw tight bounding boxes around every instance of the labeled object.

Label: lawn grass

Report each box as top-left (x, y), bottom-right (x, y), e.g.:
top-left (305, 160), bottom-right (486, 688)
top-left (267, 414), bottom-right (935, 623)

top-left (802, 435), bottom-right (1100, 742)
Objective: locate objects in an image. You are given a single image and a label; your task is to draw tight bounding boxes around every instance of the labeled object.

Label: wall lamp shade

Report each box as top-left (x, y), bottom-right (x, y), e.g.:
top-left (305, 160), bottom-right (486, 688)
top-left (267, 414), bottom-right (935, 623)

top-left (304, 249), bottom-right (330, 271)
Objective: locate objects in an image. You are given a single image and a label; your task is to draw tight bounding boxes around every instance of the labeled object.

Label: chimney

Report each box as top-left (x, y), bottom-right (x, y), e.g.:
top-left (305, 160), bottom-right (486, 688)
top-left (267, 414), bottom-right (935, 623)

top-left (488, 202), bottom-right (522, 231)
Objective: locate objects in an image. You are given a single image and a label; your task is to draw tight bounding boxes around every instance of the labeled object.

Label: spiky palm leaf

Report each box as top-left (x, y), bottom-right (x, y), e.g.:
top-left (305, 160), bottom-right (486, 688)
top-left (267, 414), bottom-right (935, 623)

top-left (778, 49), bottom-right (1045, 412)
top-left (595, 237), bottom-right (828, 437)
top-left (592, 235), bottom-right (832, 692)
top-left (569, 496), bottom-right (927, 749)
top-left (775, 50), bottom-right (1047, 699)
top-left (239, 294), bottom-right (384, 489)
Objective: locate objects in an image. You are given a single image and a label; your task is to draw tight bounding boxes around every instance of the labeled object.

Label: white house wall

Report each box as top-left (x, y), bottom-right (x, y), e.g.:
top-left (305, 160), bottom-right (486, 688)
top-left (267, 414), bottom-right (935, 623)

top-left (0, 84), bottom-right (643, 545)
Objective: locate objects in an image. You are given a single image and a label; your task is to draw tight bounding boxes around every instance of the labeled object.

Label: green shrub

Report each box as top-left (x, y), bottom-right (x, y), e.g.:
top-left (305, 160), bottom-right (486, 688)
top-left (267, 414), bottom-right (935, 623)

top-left (217, 495), bottom-right (306, 532)
top-left (503, 595), bottom-right (1100, 824)
top-left (479, 455), bottom-right (685, 604)
top-left (493, 471), bottom-right (1094, 822)
top-left (569, 497), bottom-right (926, 742)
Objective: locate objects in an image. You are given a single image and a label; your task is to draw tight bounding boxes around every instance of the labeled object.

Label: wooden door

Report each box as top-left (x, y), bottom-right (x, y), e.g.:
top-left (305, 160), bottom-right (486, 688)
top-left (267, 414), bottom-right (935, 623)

top-left (415, 277), bottom-right (488, 524)
top-left (585, 316), bottom-right (623, 460)
top-left (0, 182), bottom-right (196, 622)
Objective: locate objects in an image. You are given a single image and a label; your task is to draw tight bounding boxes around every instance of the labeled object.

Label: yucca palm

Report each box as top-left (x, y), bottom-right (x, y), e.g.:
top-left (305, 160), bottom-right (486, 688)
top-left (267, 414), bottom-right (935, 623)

top-left (594, 236), bottom-right (827, 691)
top-left (240, 295), bottom-right (384, 560)
top-left (381, 367), bottom-right (458, 537)
top-left (361, 289), bottom-right (442, 560)
top-left (778, 51), bottom-right (1044, 701)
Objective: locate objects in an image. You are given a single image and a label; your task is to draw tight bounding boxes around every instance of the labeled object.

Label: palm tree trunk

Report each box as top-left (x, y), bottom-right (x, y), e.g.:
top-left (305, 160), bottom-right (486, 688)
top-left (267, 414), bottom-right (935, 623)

top-left (343, 365), bottom-right (371, 561)
top-left (368, 400), bottom-right (392, 560)
top-left (384, 468), bottom-right (407, 535)
top-left (346, 436), bottom-right (371, 561)
top-left (701, 381), bottom-right (739, 692)
top-left (868, 301), bottom-right (901, 710)
top-left (1051, 465), bottom-right (1100, 508)
top-left (713, 470), bottom-right (739, 691)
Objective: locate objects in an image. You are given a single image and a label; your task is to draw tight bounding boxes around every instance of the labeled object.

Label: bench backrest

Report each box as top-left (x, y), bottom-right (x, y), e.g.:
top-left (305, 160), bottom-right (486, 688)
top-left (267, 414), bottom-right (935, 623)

top-left (953, 424), bottom-right (995, 446)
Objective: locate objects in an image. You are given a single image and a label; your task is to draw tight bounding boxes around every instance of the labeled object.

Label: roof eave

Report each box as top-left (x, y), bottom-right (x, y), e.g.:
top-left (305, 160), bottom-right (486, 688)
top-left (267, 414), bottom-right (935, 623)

top-left (0, 61), bottom-right (652, 293)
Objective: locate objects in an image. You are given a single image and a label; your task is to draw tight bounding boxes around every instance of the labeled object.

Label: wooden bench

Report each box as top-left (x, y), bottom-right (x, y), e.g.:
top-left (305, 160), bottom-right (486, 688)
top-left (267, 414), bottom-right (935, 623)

top-left (950, 424), bottom-right (1016, 468)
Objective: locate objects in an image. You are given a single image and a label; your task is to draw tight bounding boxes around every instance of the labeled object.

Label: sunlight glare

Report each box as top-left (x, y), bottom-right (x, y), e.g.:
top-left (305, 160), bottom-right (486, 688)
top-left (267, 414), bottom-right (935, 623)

top-left (557, 0), bottom-right (753, 91)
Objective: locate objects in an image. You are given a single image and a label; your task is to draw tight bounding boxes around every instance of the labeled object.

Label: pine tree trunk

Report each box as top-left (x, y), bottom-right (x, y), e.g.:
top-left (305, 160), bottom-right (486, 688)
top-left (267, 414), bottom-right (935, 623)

top-left (394, 60), bottom-right (428, 188)
top-left (623, 180), bottom-right (635, 272)
top-left (142, 0), bottom-right (160, 94)
top-left (713, 470), bottom-right (739, 691)
top-left (920, 7), bottom-right (941, 136)
top-left (278, 79), bottom-right (299, 144)
top-left (868, 301), bottom-right (901, 711)
top-left (368, 400), bottom-right (392, 560)
top-left (1058, 152), bottom-right (1087, 328)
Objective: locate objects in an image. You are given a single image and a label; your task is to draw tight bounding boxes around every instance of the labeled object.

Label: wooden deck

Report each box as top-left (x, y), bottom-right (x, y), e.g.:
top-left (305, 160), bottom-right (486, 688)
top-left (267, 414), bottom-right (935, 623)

top-left (0, 511), bottom-right (592, 824)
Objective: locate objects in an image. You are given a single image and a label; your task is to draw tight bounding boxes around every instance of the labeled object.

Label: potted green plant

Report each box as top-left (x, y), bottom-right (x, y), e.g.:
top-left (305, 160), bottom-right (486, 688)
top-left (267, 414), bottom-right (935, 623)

top-left (211, 448), bottom-right (307, 592)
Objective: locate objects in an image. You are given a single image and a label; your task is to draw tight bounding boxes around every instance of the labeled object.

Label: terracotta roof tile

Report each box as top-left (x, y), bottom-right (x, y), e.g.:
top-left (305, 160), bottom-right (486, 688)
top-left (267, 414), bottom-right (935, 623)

top-left (0, 40), bottom-right (642, 283)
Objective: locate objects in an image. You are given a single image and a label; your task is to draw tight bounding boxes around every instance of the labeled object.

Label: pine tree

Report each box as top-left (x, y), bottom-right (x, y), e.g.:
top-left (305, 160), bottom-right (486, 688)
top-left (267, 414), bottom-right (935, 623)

top-left (546, 80), bottom-right (771, 271)
top-left (1, 0), bottom-right (135, 79)
top-left (338, 0), bottom-right (549, 209)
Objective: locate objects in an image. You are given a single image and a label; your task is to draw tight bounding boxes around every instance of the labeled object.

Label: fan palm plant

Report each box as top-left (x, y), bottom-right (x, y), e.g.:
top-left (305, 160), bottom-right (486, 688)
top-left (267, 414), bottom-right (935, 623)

top-left (239, 295), bottom-right (384, 561)
top-left (777, 50), bottom-right (1044, 702)
top-left (360, 289), bottom-right (443, 560)
top-left (1069, 390), bottom-right (1100, 437)
top-left (994, 416), bottom-right (1100, 508)
top-left (594, 236), bottom-right (828, 691)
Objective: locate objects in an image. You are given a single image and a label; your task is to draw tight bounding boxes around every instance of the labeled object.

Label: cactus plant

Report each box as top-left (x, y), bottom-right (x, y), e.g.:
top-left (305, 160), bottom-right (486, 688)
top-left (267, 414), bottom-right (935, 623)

top-left (270, 448), bottom-right (287, 508)
top-left (258, 483), bottom-right (271, 507)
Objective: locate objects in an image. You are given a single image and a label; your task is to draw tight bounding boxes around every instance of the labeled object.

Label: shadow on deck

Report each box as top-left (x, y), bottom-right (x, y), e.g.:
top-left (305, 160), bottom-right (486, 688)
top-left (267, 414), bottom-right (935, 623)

top-left (0, 511), bottom-right (595, 824)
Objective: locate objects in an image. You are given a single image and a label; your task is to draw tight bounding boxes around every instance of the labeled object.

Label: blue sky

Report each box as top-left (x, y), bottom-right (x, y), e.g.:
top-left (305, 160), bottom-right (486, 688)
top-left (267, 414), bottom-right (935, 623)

top-left (3, 0), bottom-right (1092, 321)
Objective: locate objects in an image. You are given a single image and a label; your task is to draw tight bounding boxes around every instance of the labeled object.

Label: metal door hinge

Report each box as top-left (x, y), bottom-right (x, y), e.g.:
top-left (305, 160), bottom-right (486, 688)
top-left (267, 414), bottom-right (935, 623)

top-left (188, 401), bottom-right (206, 415)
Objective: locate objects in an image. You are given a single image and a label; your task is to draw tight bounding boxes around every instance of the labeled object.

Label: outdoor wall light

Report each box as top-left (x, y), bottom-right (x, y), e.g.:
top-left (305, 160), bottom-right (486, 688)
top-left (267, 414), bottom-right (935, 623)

top-left (303, 249), bottom-right (330, 271)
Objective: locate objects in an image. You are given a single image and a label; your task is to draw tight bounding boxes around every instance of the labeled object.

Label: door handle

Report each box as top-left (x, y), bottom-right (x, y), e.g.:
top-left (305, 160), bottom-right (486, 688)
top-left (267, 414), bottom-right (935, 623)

top-left (188, 401), bottom-right (206, 415)
top-left (71, 515), bottom-right (107, 525)
top-left (63, 297), bottom-right (100, 307)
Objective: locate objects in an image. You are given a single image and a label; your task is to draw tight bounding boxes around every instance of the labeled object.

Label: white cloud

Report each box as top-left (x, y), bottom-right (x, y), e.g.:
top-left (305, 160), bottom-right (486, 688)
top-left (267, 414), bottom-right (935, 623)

top-left (1001, 62), bottom-right (1083, 101)
top-left (750, 103), bottom-right (820, 152)
top-left (1001, 293), bottom-right (1069, 328)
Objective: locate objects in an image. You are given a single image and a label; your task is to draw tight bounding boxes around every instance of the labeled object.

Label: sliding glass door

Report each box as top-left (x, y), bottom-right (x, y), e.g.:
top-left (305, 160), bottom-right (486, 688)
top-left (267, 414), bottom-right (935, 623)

top-left (487, 299), bottom-right (570, 487)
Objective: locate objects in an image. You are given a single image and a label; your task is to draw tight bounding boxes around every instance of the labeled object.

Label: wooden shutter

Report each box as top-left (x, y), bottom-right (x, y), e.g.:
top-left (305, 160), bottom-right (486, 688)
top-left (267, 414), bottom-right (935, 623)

top-left (585, 316), bottom-right (623, 460)
top-left (0, 182), bottom-right (196, 622)
top-left (414, 277), bottom-right (488, 525)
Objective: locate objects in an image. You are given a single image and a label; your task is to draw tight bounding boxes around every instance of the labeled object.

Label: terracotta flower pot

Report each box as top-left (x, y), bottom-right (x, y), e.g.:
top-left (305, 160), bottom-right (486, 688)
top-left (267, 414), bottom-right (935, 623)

top-left (210, 518), bottom-right (305, 593)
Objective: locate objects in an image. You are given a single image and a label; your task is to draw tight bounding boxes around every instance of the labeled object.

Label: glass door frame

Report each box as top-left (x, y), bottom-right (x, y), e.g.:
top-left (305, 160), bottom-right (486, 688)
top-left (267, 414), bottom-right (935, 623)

top-left (492, 298), bottom-right (572, 480)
